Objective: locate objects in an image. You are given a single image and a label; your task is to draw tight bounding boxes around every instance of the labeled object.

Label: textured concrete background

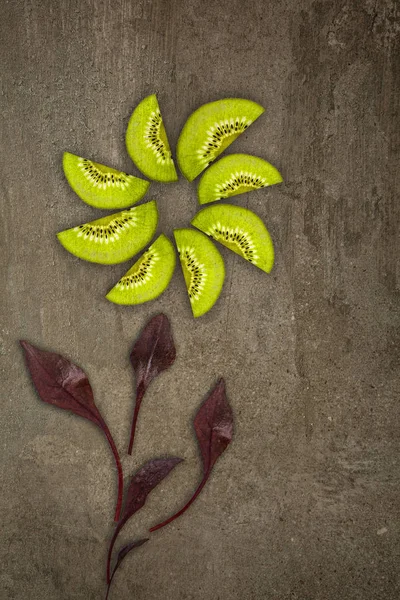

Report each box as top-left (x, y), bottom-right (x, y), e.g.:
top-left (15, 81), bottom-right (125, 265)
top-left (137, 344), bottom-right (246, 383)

top-left (1, 0), bottom-right (399, 598)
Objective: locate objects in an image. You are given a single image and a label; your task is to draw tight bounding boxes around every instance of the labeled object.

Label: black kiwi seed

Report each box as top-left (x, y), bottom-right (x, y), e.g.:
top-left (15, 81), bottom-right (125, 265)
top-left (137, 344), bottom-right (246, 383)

top-left (212, 226), bottom-right (256, 263)
top-left (217, 172), bottom-right (266, 196)
top-left (144, 110), bottom-right (171, 163)
top-left (75, 212), bottom-right (137, 243)
top-left (199, 117), bottom-right (250, 163)
top-left (118, 251), bottom-right (157, 287)
top-left (181, 249), bottom-right (204, 299)
top-left (80, 159), bottom-right (130, 188)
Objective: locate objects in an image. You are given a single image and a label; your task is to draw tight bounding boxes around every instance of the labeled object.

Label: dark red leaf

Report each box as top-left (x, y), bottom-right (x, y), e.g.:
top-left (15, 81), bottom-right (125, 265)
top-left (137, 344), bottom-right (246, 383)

top-left (130, 313), bottom-right (176, 392)
top-left (122, 457), bottom-right (183, 520)
top-left (128, 313), bottom-right (176, 454)
top-left (20, 340), bottom-right (124, 522)
top-left (194, 378), bottom-right (234, 475)
top-left (105, 539), bottom-right (149, 600)
top-left (107, 457), bottom-right (182, 583)
top-left (20, 340), bottom-right (102, 427)
top-left (149, 378), bottom-right (233, 533)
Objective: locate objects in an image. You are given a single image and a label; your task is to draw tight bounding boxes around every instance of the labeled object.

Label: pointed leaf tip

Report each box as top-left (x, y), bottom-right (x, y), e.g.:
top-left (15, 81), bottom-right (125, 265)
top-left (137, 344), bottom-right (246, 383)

top-left (116, 538), bottom-right (149, 564)
top-left (127, 313), bottom-right (176, 453)
top-left (194, 378), bottom-right (234, 475)
top-left (107, 456), bottom-right (183, 582)
top-left (20, 340), bottom-right (124, 522)
top-left (122, 456), bottom-right (183, 521)
top-left (20, 340), bottom-right (103, 427)
top-left (130, 313), bottom-right (177, 392)
top-left (148, 378), bottom-right (233, 533)
top-left (106, 539), bottom-right (150, 599)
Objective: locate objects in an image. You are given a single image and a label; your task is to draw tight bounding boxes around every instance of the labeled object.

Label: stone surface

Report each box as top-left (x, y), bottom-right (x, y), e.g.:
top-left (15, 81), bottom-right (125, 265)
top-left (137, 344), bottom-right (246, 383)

top-left (1, 0), bottom-right (399, 598)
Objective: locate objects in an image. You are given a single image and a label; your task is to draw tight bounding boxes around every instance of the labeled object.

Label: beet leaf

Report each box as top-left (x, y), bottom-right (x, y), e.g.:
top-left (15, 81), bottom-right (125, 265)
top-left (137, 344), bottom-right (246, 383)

top-left (105, 538), bottom-right (149, 600)
top-left (20, 340), bottom-right (124, 522)
top-left (107, 457), bottom-right (182, 583)
top-left (128, 313), bottom-right (176, 454)
top-left (149, 378), bottom-right (233, 532)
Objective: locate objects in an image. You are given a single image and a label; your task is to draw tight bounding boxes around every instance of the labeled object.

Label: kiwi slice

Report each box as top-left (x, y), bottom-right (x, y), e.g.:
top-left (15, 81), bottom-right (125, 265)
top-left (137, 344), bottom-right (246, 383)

top-left (198, 153), bottom-right (283, 204)
top-left (63, 152), bottom-right (150, 209)
top-left (126, 95), bottom-right (178, 183)
top-left (57, 200), bottom-right (158, 265)
top-left (191, 204), bottom-right (274, 273)
top-left (174, 228), bottom-right (225, 317)
top-left (106, 234), bottom-right (175, 305)
top-left (176, 98), bottom-right (264, 182)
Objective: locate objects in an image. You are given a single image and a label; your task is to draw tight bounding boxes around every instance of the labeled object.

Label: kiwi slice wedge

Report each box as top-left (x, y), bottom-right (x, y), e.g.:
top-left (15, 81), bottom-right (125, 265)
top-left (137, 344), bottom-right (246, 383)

top-left (126, 95), bottom-right (178, 183)
top-left (106, 234), bottom-right (175, 305)
top-left (176, 98), bottom-right (264, 182)
top-left (63, 152), bottom-right (150, 209)
top-left (174, 228), bottom-right (225, 318)
top-left (198, 153), bottom-right (283, 204)
top-left (57, 200), bottom-right (158, 265)
top-left (191, 204), bottom-right (274, 273)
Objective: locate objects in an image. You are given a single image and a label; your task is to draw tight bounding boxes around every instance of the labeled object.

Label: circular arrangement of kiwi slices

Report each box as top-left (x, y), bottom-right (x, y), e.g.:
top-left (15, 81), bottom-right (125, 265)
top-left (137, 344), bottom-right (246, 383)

top-left (63, 152), bottom-right (150, 209)
top-left (58, 93), bottom-right (284, 315)
top-left (126, 94), bottom-right (178, 183)
top-left (176, 98), bottom-right (265, 182)
top-left (191, 204), bottom-right (274, 274)
top-left (57, 200), bottom-right (158, 265)
top-left (198, 153), bottom-right (283, 204)
top-left (106, 234), bottom-right (176, 305)
top-left (174, 228), bottom-right (225, 318)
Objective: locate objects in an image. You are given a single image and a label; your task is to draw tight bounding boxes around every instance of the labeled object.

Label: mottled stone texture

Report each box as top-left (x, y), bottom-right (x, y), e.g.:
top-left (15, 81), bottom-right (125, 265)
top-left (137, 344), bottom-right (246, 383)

top-left (1, 0), bottom-right (399, 598)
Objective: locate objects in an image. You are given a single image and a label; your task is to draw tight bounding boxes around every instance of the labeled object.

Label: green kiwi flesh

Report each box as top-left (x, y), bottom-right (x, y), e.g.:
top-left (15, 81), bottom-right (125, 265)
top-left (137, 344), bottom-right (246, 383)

top-left (198, 153), bottom-right (283, 204)
top-left (177, 98), bottom-right (264, 182)
top-left (126, 95), bottom-right (178, 183)
top-left (174, 228), bottom-right (225, 317)
top-left (191, 204), bottom-right (274, 273)
top-left (106, 234), bottom-right (175, 305)
top-left (63, 152), bottom-right (150, 209)
top-left (57, 200), bottom-right (158, 265)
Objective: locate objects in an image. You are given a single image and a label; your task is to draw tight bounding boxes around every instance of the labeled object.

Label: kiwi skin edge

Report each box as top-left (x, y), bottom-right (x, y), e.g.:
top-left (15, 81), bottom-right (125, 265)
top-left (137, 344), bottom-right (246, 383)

top-left (63, 151), bottom-right (150, 209)
top-left (176, 98), bottom-right (265, 181)
top-left (191, 203), bottom-right (275, 274)
top-left (56, 200), bottom-right (159, 265)
top-left (197, 153), bottom-right (283, 205)
top-left (126, 94), bottom-right (178, 183)
top-left (106, 234), bottom-right (176, 305)
top-left (174, 228), bottom-right (225, 318)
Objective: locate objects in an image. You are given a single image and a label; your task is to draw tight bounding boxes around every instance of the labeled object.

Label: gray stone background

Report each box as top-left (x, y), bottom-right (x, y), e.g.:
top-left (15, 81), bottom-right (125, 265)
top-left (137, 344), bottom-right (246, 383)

top-left (1, 0), bottom-right (399, 598)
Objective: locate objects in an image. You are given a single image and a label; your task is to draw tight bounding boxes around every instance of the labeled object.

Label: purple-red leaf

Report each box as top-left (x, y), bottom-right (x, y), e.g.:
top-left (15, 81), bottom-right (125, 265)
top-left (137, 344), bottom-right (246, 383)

top-left (194, 378), bottom-right (234, 475)
top-left (128, 313), bottom-right (176, 454)
top-left (130, 313), bottom-right (176, 392)
top-left (149, 378), bottom-right (233, 532)
top-left (20, 340), bottom-right (103, 427)
top-left (20, 340), bottom-right (124, 522)
top-left (107, 457), bottom-right (182, 583)
top-left (105, 538), bottom-right (149, 600)
top-left (122, 457), bottom-right (183, 520)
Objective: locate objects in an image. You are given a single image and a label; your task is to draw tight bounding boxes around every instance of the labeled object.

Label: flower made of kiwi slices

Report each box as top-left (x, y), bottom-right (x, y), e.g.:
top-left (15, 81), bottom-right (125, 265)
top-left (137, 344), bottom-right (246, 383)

top-left (57, 94), bottom-right (283, 317)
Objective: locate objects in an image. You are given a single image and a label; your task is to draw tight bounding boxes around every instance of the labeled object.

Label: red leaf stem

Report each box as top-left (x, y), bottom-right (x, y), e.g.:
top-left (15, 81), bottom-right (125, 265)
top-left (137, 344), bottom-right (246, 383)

top-left (106, 457), bottom-right (182, 583)
top-left (101, 419), bottom-right (124, 522)
top-left (149, 475), bottom-right (208, 532)
top-left (149, 378), bottom-right (233, 533)
top-left (127, 383), bottom-right (145, 455)
top-left (20, 340), bottom-right (124, 522)
top-left (105, 538), bottom-right (149, 599)
top-left (128, 314), bottom-right (176, 454)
